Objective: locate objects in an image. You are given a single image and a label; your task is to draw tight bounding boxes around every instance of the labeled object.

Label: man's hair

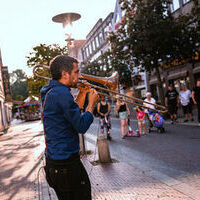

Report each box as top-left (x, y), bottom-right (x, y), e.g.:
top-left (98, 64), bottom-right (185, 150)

top-left (50, 55), bottom-right (78, 80)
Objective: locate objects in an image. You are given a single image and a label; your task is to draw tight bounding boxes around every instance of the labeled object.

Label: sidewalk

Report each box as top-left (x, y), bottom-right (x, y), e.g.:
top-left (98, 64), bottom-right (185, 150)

top-left (37, 153), bottom-right (196, 200)
top-left (37, 157), bottom-right (193, 200)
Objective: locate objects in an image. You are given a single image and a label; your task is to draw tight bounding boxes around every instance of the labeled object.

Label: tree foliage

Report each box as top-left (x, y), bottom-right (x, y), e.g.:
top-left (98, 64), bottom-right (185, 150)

top-left (26, 44), bottom-right (68, 97)
top-left (10, 69), bottom-right (28, 101)
top-left (26, 44), bottom-right (68, 67)
top-left (108, 0), bottom-right (199, 104)
top-left (82, 49), bottom-right (133, 87)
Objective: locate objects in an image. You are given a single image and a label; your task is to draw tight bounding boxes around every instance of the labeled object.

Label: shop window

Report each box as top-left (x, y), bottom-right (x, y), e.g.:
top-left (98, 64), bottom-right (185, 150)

top-left (169, 77), bottom-right (191, 92)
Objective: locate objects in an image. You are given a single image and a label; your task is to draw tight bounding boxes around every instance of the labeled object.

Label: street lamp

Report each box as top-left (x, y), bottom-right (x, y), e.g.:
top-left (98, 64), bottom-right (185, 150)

top-left (52, 12), bottom-right (81, 47)
top-left (52, 12), bottom-right (88, 153)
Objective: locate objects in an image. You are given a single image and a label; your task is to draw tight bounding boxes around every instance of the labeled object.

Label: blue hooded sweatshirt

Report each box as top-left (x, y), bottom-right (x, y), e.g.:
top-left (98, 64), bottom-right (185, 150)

top-left (41, 80), bottom-right (94, 160)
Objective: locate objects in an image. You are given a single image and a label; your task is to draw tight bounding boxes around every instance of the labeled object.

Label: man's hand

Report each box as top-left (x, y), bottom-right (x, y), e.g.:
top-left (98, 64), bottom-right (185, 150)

top-left (88, 89), bottom-right (99, 105)
top-left (86, 89), bottom-right (99, 113)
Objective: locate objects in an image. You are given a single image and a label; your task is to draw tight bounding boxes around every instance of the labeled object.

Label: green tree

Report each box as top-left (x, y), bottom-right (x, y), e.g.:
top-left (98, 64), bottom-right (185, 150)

top-left (26, 43), bottom-right (68, 67)
top-left (26, 43), bottom-right (68, 97)
top-left (10, 69), bottom-right (28, 101)
top-left (110, 0), bottom-right (199, 104)
top-left (82, 49), bottom-right (133, 87)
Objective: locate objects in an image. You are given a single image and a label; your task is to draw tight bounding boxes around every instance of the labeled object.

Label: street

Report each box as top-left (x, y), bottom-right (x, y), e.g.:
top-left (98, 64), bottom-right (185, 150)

top-left (86, 118), bottom-right (200, 197)
top-left (0, 118), bottom-right (200, 199)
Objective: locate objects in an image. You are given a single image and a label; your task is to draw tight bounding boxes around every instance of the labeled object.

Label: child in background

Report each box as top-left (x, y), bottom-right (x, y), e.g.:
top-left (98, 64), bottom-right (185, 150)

top-left (136, 106), bottom-right (146, 135)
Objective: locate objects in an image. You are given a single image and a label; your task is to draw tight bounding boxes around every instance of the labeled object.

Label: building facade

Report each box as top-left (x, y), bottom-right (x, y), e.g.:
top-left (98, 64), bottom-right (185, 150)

top-left (2, 66), bottom-right (13, 124)
top-left (0, 50), bottom-right (12, 131)
top-left (80, 12), bottom-right (114, 76)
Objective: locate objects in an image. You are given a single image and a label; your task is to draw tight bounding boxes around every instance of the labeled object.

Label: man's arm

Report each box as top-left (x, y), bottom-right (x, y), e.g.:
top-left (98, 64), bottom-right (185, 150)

top-left (126, 103), bottom-right (130, 116)
top-left (115, 102), bottom-right (120, 112)
top-left (192, 91), bottom-right (197, 104)
top-left (61, 89), bottom-right (98, 134)
top-left (105, 103), bottom-right (111, 116)
top-left (165, 97), bottom-right (168, 106)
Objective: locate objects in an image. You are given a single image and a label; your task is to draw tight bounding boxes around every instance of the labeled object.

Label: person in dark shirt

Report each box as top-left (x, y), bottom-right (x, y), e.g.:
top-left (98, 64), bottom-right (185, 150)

top-left (165, 84), bottom-right (179, 124)
top-left (41, 55), bottom-right (99, 200)
top-left (192, 79), bottom-right (200, 124)
top-left (97, 95), bottom-right (112, 140)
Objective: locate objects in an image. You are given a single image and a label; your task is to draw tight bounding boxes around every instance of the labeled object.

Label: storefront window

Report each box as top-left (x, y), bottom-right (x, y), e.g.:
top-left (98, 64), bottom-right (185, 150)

top-left (169, 77), bottom-right (191, 92)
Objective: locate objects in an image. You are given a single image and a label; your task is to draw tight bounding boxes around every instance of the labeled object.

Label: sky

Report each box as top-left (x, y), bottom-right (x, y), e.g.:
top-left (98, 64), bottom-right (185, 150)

top-left (0, 0), bottom-right (116, 76)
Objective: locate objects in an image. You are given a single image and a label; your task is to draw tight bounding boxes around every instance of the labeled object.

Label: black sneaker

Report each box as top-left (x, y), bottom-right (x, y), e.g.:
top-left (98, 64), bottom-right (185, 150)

top-left (171, 120), bottom-right (174, 124)
top-left (107, 134), bottom-right (112, 140)
top-left (184, 119), bottom-right (188, 122)
top-left (191, 118), bottom-right (194, 121)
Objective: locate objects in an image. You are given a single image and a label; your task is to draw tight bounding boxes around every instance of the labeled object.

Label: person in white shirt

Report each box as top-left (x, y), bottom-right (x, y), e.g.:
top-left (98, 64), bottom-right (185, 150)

top-left (143, 92), bottom-right (156, 132)
top-left (143, 92), bottom-right (156, 112)
top-left (179, 84), bottom-right (193, 122)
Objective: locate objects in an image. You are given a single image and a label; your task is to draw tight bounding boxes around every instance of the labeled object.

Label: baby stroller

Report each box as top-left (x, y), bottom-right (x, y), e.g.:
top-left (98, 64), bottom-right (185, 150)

top-left (148, 110), bottom-right (165, 133)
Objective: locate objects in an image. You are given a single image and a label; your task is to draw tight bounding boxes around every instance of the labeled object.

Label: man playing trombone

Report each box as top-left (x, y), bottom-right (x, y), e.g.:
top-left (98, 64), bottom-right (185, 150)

top-left (41, 55), bottom-right (99, 200)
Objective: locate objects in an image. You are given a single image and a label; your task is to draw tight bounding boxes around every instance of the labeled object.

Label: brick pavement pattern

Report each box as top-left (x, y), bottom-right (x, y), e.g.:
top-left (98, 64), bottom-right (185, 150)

top-left (38, 154), bottom-right (193, 200)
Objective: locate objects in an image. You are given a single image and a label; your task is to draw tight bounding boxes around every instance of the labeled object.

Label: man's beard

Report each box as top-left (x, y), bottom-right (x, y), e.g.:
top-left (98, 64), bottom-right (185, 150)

top-left (70, 82), bottom-right (78, 88)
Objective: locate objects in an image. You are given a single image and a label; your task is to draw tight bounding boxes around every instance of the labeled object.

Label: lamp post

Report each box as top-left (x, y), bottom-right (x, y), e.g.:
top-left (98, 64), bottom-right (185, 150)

top-left (52, 12), bottom-right (81, 48)
top-left (52, 12), bottom-right (87, 154)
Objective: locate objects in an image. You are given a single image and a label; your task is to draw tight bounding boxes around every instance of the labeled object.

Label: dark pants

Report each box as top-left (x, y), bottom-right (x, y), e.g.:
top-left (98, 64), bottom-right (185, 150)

top-left (44, 154), bottom-right (91, 200)
top-left (197, 103), bottom-right (200, 122)
top-left (147, 114), bottom-right (153, 129)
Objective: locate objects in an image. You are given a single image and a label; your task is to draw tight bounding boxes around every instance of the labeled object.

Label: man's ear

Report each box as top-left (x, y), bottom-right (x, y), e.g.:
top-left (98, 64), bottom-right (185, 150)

top-left (62, 71), bottom-right (69, 79)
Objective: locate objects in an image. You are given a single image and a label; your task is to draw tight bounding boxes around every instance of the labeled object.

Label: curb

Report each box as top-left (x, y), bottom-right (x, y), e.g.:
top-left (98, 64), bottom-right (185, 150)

top-left (108, 117), bottom-right (200, 127)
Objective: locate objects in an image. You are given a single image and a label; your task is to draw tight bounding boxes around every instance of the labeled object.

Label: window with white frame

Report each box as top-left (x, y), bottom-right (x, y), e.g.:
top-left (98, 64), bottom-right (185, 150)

top-left (170, 0), bottom-right (180, 12)
top-left (95, 36), bottom-right (99, 48)
top-left (182, 0), bottom-right (190, 4)
top-left (99, 32), bottom-right (104, 44)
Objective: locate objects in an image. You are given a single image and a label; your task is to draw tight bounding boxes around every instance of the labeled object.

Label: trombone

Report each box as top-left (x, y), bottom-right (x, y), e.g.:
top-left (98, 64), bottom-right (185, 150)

top-left (33, 64), bottom-right (168, 114)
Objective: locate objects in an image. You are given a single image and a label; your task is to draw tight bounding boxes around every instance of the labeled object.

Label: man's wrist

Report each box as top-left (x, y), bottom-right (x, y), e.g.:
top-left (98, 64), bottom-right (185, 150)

top-left (86, 104), bottom-right (95, 113)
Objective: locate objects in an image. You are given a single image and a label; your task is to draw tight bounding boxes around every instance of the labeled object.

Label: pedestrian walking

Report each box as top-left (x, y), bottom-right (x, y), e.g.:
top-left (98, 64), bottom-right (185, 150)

top-left (179, 84), bottom-right (193, 122)
top-left (143, 92), bottom-right (156, 132)
top-left (192, 79), bottom-right (200, 125)
top-left (41, 55), bottom-right (99, 200)
top-left (115, 97), bottom-right (130, 139)
top-left (136, 106), bottom-right (146, 135)
top-left (165, 84), bottom-right (179, 124)
top-left (97, 95), bottom-right (112, 140)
